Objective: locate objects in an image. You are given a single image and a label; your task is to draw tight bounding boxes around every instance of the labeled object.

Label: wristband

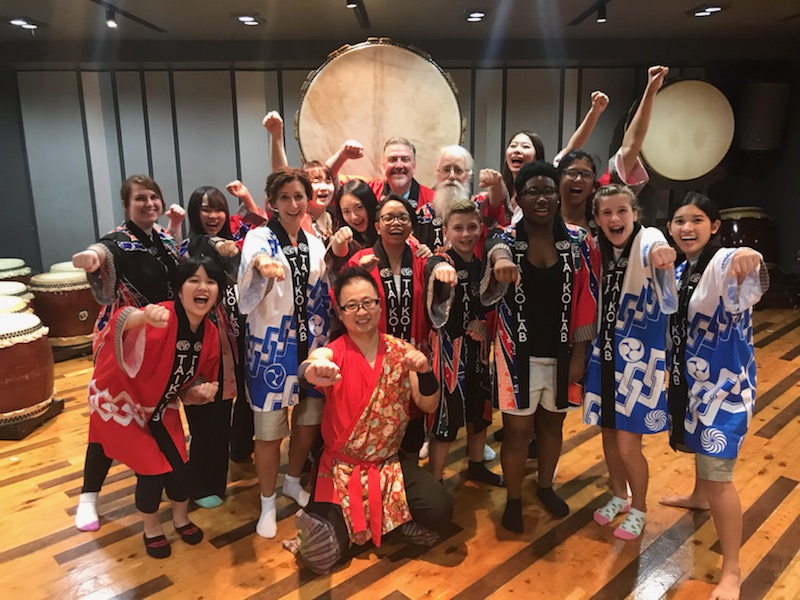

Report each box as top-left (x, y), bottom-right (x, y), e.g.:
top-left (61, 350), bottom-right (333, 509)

top-left (297, 361), bottom-right (313, 389)
top-left (417, 370), bottom-right (439, 396)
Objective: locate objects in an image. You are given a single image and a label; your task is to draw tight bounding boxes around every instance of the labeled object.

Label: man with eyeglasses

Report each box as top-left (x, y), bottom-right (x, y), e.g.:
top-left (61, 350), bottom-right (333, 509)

top-left (286, 266), bottom-right (453, 574)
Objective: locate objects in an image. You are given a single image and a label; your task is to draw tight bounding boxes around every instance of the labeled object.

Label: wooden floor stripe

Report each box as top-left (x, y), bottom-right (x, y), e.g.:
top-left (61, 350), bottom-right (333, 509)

top-left (381, 591), bottom-right (413, 600)
top-left (64, 468), bottom-right (135, 497)
top-left (780, 343), bottom-right (800, 361)
top-left (752, 320), bottom-right (773, 335)
top-left (0, 437), bottom-right (59, 460)
top-left (709, 475), bottom-right (797, 554)
top-left (110, 575), bottom-right (173, 600)
top-left (753, 366), bottom-right (800, 415)
top-left (589, 511), bottom-right (712, 599)
top-left (755, 395), bottom-right (800, 439)
top-left (755, 316), bottom-right (800, 348)
top-left (740, 511), bottom-right (800, 599)
top-left (65, 484), bottom-right (136, 516)
top-left (0, 460), bottom-right (71, 488)
top-left (452, 496), bottom-right (607, 600)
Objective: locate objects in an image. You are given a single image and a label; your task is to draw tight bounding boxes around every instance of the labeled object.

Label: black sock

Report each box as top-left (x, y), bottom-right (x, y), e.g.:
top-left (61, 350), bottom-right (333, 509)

top-left (502, 497), bottom-right (524, 533)
top-left (537, 486), bottom-right (569, 518)
top-left (467, 461), bottom-right (505, 487)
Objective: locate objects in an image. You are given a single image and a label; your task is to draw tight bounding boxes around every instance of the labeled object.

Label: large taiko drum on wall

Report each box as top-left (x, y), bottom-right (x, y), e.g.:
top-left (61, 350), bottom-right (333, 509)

top-left (719, 206), bottom-right (779, 265)
top-left (640, 80), bottom-right (735, 181)
top-left (295, 37), bottom-right (464, 189)
top-left (0, 313), bottom-right (55, 432)
top-left (0, 258), bottom-right (32, 285)
top-left (29, 271), bottom-right (100, 360)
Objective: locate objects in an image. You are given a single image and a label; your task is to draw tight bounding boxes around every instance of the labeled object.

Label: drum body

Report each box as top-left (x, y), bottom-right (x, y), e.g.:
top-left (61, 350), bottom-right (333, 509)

top-left (0, 313), bottom-right (55, 423)
top-left (719, 206), bottom-right (779, 265)
top-left (29, 271), bottom-right (99, 356)
top-left (296, 38), bottom-right (464, 189)
top-left (640, 80), bottom-right (735, 181)
top-left (0, 258), bottom-right (32, 284)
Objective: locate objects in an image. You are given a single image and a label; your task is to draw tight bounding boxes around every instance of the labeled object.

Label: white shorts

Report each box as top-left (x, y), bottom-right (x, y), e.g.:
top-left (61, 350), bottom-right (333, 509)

top-left (502, 357), bottom-right (571, 417)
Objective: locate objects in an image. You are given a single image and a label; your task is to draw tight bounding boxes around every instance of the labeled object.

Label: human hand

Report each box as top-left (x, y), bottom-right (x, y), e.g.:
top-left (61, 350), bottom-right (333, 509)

top-left (358, 254), bottom-right (380, 271)
top-left (215, 239), bottom-right (239, 257)
top-left (255, 255), bottom-right (286, 281)
top-left (226, 180), bottom-right (250, 199)
top-left (262, 111), bottom-right (284, 135)
top-left (651, 244), bottom-right (677, 270)
top-left (493, 257), bottom-right (521, 285)
top-left (729, 248), bottom-right (763, 284)
top-left (433, 263), bottom-right (458, 287)
top-left (166, 203), bottom-right (185, 224)
top-left (341, 140), bottom-right (364, 160)
top-left (143, 303), bottom-right (170, 328)
top-left (183, 381), bottom-right (219, 405)
top-left (304, 359), bottom-right (342, 387)
top-left (591, 91), bottom-right (609, 112)
top-left (72, 250), bottom-right (101, 273)
top-left (479, 168), bottom-right (503, 189)
top-left (402, 348), bottom-right (431, 373)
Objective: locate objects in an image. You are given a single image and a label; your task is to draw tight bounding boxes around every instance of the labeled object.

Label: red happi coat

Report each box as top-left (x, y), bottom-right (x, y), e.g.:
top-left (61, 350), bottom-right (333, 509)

top-left (87, 302), bottom-right (220, 475)
top-left (314, 333), bottom-right (414, 546)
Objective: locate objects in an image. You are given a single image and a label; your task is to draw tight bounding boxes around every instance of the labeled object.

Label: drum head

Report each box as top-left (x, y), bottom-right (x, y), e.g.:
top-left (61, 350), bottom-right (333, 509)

top-left (0, 312), bottom-right (43, 339)
top-left (296, 40), bottom-right (463, 188)
top-left (30, 271), bottom-right (88, 288)
top-left (0, 258), bottom-right (31, 278)
top-left (0, 296), bottom-right (27, 314)
top-left (640, 80), bottom-right (734, 181)
top-left (50, 261), bottom-right (82, 273)
top-left (0, 281), bottom-right (28, 297)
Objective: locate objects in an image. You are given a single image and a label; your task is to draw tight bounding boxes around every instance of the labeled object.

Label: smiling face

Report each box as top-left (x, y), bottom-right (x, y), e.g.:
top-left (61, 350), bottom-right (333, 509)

top-left (518, 175), bottom-right (559, 227)
top-left (375, 199), bottom-right (413, 245)
top-left (178, 265), bottom-right (219, 323)
top-left (559, 156), bottom-right (596, 209)
top-left (306, 168), bottom-right (335, 213)
top-left (595, 193), bottom-right (638, 249)
top-left (382, 143), bottom-right (416, 193)
top-left (336, 277), bottom-right (381, 336)
top-left (667, 204), bottom-right (721, 260)
top-left (339, 193), bottom-right (369, 233)
top-left (270, 180), bottom-right (309, 231)
top-left (443, 212), bottom-right (481, 258)
top-left (125, 183), bottom-right (164, 230)
top-left (505, 133), bottom-right (537, 177)
top-left (199, 199), bottom-right (227, 236)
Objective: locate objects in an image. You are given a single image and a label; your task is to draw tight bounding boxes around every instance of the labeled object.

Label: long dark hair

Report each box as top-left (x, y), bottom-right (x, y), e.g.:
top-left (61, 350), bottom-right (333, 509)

top-left (501, 130), bottom-right (546, 199)
top-left (174, 254), bottom-right (227, 307)
top-left (334, 179), bottom-right (379, 247)
top-left (187, 186), bottom-right (233, 239)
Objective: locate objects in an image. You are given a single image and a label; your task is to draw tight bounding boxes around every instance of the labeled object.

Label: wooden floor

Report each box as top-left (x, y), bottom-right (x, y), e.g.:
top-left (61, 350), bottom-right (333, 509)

top-left (2, 309), bottom-right (800, 600)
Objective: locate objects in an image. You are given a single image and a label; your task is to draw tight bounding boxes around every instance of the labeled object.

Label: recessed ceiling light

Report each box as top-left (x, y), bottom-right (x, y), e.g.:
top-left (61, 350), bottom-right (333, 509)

top-left (469, 11), bottom-right (486, 18)
top-left (695, 10), bottom-right (711, 17)
top-left (10, 19), bottom-right (28, 26)
top-left (466, 16), bottom-right (482, 22)
top-left (243, 21), bottom-right (259, 26)
top-left (238, 15), bottom-right (255, 22)
top-left (22, 23), bottom-right (37, 30)
top-left (346, 1), bottom-right (358, 8)
top-left (706, 6), bottom-right (722, 11)
top-left (597, 4), bottom-right (607, 23)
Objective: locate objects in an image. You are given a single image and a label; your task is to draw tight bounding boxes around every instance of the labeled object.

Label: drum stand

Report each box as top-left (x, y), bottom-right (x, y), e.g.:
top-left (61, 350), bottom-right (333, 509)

top-left (0, 398), bottom-right (63, 440)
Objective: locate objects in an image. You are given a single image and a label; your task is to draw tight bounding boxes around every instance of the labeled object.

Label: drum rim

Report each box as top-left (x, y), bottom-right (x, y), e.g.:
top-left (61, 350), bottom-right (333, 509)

top-left (0, 282), bottom-right (28, 295)
top-left (294, 37), bottom-right (464, 165)
top-left (719, 206), bottom-right (772, 220)
top-left (29, 271), bottom-right (90, 290)
top-left (633, 78), bottom-right (735, 182)
top-left (0, 313), bottom-right (47, 345)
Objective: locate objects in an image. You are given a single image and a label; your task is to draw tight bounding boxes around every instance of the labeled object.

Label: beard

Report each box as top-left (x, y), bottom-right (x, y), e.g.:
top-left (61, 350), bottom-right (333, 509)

top-left (432, 180), bottom-right (471, 219)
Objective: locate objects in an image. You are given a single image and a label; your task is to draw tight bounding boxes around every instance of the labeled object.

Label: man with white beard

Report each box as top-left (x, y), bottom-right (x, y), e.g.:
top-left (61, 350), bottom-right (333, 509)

top-left (415, 145), bottom-right (507, 257)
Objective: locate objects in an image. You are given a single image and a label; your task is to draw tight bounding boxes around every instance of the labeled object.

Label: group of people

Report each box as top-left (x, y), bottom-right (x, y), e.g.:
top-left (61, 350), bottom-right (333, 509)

top-left (69, 64), bottom-right (766, 600)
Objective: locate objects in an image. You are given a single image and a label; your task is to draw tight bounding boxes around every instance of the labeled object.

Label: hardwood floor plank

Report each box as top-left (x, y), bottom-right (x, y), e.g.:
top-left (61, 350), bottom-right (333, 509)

top-left (0, 460), bottom-right (71, 488)
top-left (755, 395), bottom-right (800, 439)
top-left (740, 512), bottom-right (800, 599)
top-left (109, 575), bottom-right (174, 600)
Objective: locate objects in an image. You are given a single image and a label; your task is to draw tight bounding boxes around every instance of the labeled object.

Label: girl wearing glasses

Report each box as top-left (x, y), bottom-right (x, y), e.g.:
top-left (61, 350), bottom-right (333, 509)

top-left (238, 167), bottom-right (331, 539)
top-left (559, 66), bottom-right (668, 236)
top-left (347, 195), bottom-right (433, 457)
top-left (582, 184), bottom-right (677, 541)
top-left (483, 161), bottom-right (600, 531)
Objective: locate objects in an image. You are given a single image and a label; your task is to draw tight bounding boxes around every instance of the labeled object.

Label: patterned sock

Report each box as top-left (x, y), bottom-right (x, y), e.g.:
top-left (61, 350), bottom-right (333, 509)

top-left (613, 507), bottom-right (646, 540)
top-left (75, 492), bottom-right (100, 531)
top-left (502, 497), bottom-right (524, 533)
top-left (467, 461), bottom-right (505, 487)
top-left (257, 493), bottom-right (277, 539)
top-left (593, 495), bottom-right (631, 526)
top-left (537, 486), bottom-right (569, 518)
top-left (397, 520), bottom-right (440, 546)
top-left (284, 475), bottom-right (310, 507)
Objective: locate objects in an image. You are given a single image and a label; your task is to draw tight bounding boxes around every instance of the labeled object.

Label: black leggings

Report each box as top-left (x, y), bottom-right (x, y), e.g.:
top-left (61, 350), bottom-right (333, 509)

top-left (135, 462), bottom-right (190, 514)
top-left (81, 442), bottom-right (113, 494)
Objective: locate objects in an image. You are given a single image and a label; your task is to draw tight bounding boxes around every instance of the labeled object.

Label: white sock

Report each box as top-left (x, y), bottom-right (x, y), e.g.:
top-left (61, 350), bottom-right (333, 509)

top-left (283, 474), bottom-right (310, 508)
top-left (75, 492), bottom-right (100, 531)
top-left (257, 493), bottom-right (277, 539)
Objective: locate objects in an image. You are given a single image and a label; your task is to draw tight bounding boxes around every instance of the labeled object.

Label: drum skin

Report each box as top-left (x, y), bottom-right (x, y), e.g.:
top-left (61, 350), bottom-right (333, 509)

top-left (0, 314), bottom-right (54, 414)
top-left (29, 272), bottom-right (100, 346)
top-left (719, 206), bottom-right (779, 265)
top-left (296, 38), bottom-right (463, 188)
top-left (640, 80), bottom-right (735, 181)
top-left (0, 258), bottom-right (32, 285)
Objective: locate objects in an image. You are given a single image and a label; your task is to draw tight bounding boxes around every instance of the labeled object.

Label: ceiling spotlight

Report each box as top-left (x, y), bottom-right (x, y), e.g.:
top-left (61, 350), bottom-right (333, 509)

top-left (705, 6), bottom-right (722, 11)
top-left (106, 7), bottom-right (118, 28)
top-left (466, 16), bottom-right (482, 22)
top-left (596, 4), bottom-right (607, 23)
top-left (469, 11), bottom-right (486, 18)
top-left (22, 23), bottom-right (37, 30)
top-left (243, 21), bottom-right (259, 26)
top-left (238, 15), bottom-right (255, 22)
top-left (10, 19), bottom-right (28, 26)
top-left (694, 10), bottom-right (711, 17)
top-left (346, 1), bottom-right (358, 8)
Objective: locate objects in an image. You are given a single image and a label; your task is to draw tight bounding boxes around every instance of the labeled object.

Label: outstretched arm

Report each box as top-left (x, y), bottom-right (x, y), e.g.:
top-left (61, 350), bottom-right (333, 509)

top-left (556, 91), bottom-right (609, 162)
top-left (263, 111), bottom-right (289, 172)
top-left (620, 66), bottom-right (668, 176)
top-left (325, 140), bottom-right (364, 179)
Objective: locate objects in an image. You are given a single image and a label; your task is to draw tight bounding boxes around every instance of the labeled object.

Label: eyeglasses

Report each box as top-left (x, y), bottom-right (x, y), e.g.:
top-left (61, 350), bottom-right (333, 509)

top-left (339, 298), bottom-right (380, 313)
top-left (562, 169), bottom-right (595, 182)
top-left (379, 214), bottom-right (412, 224)
top-left (519, 188), bottom-right (558, 200)
top-left (438, 166), bottom-right (467, 176)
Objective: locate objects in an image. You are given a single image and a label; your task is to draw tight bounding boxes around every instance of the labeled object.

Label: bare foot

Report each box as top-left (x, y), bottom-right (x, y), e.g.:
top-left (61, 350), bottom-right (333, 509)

top-left (709, 569), bottom-right (740, 600)
top-left (659, 492), bottom-right (710, 510)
